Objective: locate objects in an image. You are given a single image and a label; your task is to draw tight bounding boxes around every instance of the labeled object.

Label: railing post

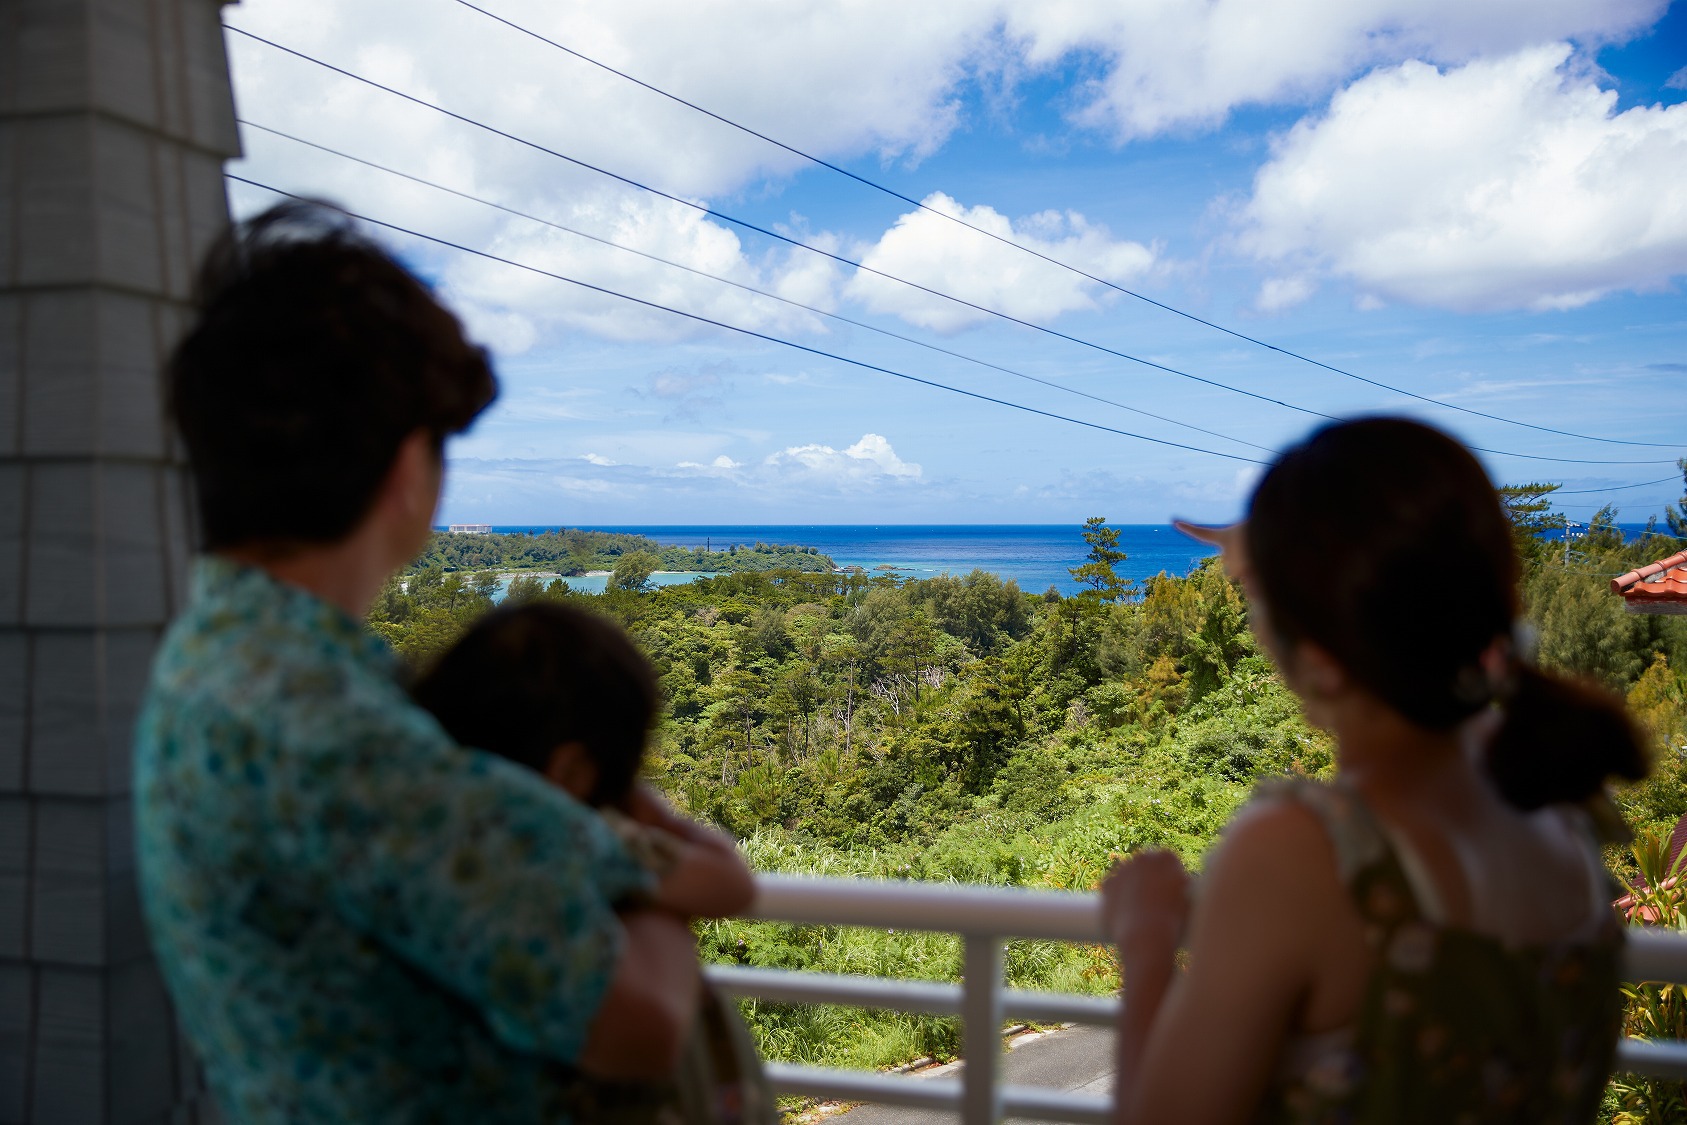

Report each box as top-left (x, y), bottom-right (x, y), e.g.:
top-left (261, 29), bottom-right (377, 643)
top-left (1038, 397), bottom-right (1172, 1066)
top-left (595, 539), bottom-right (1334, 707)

top-left (961, 934), bottom-right (1005, 1125)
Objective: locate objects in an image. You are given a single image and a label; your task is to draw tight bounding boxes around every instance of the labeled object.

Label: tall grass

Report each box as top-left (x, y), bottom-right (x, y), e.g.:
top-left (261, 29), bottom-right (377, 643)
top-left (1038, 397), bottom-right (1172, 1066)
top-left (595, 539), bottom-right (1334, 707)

top-left (705, 824), bottom-right (1121, 1070)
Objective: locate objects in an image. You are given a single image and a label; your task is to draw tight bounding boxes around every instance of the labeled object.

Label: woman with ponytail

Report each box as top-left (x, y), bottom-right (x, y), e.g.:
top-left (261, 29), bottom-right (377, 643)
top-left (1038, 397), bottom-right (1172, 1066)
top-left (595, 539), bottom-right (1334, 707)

top-left (1103, 417), bottom-right (1647, 1124)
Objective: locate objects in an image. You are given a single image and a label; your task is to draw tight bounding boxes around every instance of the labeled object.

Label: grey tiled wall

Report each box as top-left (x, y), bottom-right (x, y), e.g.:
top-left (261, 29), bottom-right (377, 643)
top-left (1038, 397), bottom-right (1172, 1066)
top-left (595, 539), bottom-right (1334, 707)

top-left (1, 1), bottom-right (238, 1121)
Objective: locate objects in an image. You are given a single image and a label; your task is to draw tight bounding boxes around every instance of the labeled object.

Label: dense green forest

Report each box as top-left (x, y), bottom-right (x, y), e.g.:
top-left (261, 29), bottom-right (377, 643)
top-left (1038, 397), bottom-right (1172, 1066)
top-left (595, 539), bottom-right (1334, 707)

top-left (413, 527), bottom-right (834, 576)
top-left (376, 482), bottom-right (1687, 1098)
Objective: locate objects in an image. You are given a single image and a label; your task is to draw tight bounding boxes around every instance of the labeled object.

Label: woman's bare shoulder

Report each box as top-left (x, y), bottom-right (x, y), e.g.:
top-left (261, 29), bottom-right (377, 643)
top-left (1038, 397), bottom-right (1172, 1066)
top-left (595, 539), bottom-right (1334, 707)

top-left (1199, 792), bottom-right (1344, 910)
top-left (1182, 788), bottom-right (1365, 1012)
top-left (1221, 787), bottom-right (1339, 859)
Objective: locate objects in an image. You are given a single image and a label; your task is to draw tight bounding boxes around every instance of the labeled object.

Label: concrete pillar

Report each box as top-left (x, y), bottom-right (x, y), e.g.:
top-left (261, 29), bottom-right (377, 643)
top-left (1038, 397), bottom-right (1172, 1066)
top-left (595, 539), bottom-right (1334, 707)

top-left (0, 0), bottom-right (238, 1121)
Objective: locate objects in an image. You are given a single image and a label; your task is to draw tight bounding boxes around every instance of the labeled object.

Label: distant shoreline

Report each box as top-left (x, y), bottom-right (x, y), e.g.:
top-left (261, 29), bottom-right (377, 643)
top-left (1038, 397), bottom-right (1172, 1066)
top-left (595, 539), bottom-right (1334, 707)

top-left (440, 525), bottom-right (1239, 595)
top-left (497, 569), bottom-right (727, 580)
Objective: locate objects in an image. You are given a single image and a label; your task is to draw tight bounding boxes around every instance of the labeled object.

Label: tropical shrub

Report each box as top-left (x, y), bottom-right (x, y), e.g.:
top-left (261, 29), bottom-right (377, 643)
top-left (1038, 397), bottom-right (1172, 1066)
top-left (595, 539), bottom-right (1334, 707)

top-left (1609, 831), bottom-right (1687, 1124)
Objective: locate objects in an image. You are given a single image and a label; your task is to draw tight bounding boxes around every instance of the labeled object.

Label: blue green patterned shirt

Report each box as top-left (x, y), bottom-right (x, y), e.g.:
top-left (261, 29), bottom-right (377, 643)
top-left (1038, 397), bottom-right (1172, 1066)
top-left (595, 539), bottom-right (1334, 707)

top-left (135, 559), bottom-right (653, 1122)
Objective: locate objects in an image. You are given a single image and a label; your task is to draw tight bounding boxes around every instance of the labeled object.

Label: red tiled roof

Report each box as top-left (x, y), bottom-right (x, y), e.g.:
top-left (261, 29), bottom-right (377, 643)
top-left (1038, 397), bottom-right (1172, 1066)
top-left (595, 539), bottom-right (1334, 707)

top-left (1611, 550), bottom-right (1687, 604)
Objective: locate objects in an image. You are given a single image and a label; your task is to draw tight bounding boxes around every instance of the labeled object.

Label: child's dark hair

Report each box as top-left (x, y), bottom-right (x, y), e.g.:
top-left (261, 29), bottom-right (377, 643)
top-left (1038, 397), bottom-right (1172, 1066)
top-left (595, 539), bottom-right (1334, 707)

top-left (1246, 417), bottom-right (1647, 810)
top-left (411, 603), bottom-right (658, 807)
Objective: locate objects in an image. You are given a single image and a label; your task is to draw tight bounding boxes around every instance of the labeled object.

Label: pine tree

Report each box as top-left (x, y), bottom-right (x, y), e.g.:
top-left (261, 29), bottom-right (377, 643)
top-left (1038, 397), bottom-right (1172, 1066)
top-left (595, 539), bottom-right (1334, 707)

top-left (1497, 482), bottom-right (1563, 568)
top-left (1665, 458), bottom-right (1687, 540)
top-left (1069, 516), bottom-right (1134, 603)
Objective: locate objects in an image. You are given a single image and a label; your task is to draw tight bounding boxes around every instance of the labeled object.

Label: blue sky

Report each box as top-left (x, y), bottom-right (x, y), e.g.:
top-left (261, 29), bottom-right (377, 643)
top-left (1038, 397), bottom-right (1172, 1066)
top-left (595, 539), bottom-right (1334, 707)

top-left (224, 0), bottom-right (1687, 526)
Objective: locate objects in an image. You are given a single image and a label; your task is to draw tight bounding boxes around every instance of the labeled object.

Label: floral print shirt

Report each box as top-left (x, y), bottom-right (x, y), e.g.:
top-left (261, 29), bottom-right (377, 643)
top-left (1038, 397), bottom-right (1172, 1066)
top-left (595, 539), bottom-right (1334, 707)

top-left (135, 559), bottom-right (653, 1123)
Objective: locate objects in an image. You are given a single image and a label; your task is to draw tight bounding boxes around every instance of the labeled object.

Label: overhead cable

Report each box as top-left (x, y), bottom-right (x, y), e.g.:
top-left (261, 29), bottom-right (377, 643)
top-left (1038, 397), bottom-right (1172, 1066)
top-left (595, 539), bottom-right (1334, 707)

top-left (240, 118), bottom-right (1275, 456)
top-left (228, 174), bottom-right (1273, 466)
top-left (1553, 503), bottom-right (1676, 516)
top-left (222, 28), bottom-right (1681, 466)
top-left (1551, 475), bottom-right (1682, 495)
top-left (446, 0), bottom-right (1680, 452)
top-left (222, 28), bottom-right (1344, 421)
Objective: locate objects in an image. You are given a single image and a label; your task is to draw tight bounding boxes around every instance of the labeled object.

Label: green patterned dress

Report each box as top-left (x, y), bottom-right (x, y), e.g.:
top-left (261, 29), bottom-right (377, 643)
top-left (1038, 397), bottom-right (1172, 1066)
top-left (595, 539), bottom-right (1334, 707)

top-left (1256, 781), bottom-right (1625, 1125)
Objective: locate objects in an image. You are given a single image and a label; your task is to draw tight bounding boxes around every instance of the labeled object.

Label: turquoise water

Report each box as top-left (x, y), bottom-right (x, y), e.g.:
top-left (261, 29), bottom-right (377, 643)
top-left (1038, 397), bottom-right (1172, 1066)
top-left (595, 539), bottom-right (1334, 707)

top-left (494, 570), bottom-right (716, 598)
top-left (492, 524), bottom-right (1219, 596)
top-left (549, 571), bottom-right (715, 595)
top-left (479, 520), bottom-right (1658, 598)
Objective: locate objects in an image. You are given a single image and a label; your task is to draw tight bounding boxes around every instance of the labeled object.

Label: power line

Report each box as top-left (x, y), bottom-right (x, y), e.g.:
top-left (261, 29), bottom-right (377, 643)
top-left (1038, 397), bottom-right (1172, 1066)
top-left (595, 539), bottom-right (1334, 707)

top-left (1552, 475), bottom-right (1681, 495)
top-left (223, 27), bottom-right (1681, 467)
top-left (1554, 504), bottom-right (1675, 517)
top-left (223, 27), bottom-right (1335, 430)
top-left (239, 118), bottom-right (1276, 456)
top-left (228, 174), bottom-right (1273, 466)
top-left (446, 0), bottom-right (1682, 454)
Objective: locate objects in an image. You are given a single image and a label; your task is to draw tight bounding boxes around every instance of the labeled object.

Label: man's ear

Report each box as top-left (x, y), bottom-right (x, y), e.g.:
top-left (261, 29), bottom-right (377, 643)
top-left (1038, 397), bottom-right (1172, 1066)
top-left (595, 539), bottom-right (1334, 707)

top-left (544, 742), bottom-right (600, 802)
top-left (384, 428), bottom-right (441, 522)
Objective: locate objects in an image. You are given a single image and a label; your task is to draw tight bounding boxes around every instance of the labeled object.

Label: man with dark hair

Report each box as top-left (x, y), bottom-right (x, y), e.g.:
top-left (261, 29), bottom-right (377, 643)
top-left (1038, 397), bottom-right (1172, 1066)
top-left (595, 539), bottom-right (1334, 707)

top-left (135, 202), bottom-right (704, 1122)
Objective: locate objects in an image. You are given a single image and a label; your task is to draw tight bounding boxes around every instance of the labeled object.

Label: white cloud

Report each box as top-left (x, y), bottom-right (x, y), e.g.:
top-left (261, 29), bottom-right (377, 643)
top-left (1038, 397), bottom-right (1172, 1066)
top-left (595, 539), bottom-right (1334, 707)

top-left (845, 193), bottom-right (1154, 332)
top-left (1003, 0), bottom-right (1663, 140)
top-left (223, 0), bottom-right (1685, 426)
top-left (446, 433), bottom-right (924, 520)
top-left (765, 433), bottom-right (923, 483)
top-left (227, 0), bottom-right (994, 202)
top-left (550, 476), bottom-right (615, 496)
top-left (580, 452), bottom-right (617, 466)
top-left (477, 386), bottom-right (600, 425)
top-left (227, 0), bottom-right (1667, 214)
top-left (1236, 44), bottom-right (1687, 312)
top-left (630, 366), bottom-right (734, 419)
top-left (227, 0), bottom-right (974, 349)
top-left (676, 455), bottom-right (743, 471)
top-left (434, 196), bottom-right (835, 348)
top-left (1667, 65), bottom-right (1687, 92)
top-left (647, 370), bottom-right (722, 401)
top-left (1255, 274), bottom-right (1317, 312)
top-left (225, 0), bottom-right (1676, 352)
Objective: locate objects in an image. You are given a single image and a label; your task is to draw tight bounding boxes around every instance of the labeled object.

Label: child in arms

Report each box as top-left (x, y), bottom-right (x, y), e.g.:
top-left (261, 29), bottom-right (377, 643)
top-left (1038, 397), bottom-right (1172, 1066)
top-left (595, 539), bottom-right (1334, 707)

top-left (412, 601), bottom-right (772, 1125)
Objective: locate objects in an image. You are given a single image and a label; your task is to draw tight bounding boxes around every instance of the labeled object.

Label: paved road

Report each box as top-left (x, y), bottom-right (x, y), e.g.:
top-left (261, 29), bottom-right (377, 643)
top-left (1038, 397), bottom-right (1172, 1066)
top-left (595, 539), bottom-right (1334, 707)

top-left (832, 1025), bottom-right (1114, 1124)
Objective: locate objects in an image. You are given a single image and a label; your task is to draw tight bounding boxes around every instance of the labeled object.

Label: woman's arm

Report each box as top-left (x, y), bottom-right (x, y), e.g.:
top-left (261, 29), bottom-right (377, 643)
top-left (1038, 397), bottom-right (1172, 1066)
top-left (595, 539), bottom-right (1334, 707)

top-left (1102, 850), bottom-right (1188, 1103)
top-left (1105, 798), bottom-right (1347, 1125)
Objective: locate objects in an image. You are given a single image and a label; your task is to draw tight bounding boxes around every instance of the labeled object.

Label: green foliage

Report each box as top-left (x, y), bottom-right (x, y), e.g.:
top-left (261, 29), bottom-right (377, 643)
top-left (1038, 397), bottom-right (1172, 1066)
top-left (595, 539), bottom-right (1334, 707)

top-left (1499, 481), bottom-right (1565, 568)
top-left (376, 525), bottom-right (1320, 1071)
top-left (1171, 657), bottom-right (1334, 782)
top-left (1632, 657), bottom-right (1687, 757)
top-left (610, 550), bottom-right (661, 592)
top-left (1585, 505), bottom-right (1627, 554)
top-left (1502, 478), bottom-right (1687, 706)
top-left (374, 505), bottom-right (1687, 1082)
top-left (1618, 657), bottom-right (1687, 841)
top-left (1069, 516), bottom-right (1135, 604)
top-left (411, 528), bottom-right (835, 577)
top-left (503, 573), bottom-right (546, 604)
top-left (1666, 459), bottom-right (1687, 542)
top-left (904, 569), bottom-right (1031, 654)
top-left (1608, 832), bottom-right (1687, 1124)
top-left (367, 566), bottom-right (498, 668)
top-left (1524, 541), bottom-right (1687, 695)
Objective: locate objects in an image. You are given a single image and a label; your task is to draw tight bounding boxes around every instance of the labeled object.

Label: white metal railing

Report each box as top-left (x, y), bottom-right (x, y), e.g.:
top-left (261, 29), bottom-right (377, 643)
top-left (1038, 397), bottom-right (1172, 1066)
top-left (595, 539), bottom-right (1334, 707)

top-left (705, 874), bottom-right (1687, 1125)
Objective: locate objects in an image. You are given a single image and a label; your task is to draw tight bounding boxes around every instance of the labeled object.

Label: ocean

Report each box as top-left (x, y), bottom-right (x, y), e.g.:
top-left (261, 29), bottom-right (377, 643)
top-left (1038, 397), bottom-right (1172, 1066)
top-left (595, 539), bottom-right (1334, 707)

top-left (490, 524), bottom-right (1221, 596)
top-left (478, 520), bottom-right (1666, 597)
